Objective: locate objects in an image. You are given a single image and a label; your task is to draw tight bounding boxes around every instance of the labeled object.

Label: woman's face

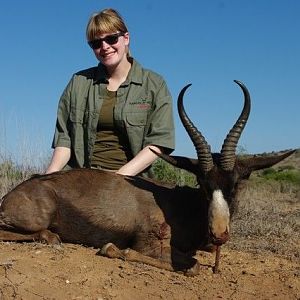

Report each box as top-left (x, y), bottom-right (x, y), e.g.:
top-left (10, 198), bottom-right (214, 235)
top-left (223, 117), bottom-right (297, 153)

top-left (90, 32), bottom-right (129, 70)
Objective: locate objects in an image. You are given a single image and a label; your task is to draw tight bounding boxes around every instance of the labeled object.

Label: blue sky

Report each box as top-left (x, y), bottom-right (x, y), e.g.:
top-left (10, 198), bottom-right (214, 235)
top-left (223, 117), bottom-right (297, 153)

top-left (0, 0), bottom-right (299, 165)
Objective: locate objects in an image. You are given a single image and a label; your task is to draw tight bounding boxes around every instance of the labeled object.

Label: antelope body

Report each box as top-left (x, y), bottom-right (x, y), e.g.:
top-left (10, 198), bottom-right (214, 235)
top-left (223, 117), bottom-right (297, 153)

top-left (0, 81), bottom-right (294, 275)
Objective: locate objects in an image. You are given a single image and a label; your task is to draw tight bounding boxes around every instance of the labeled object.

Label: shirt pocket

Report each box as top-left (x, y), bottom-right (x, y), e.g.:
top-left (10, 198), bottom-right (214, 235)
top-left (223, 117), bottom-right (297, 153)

top-left (125, 112), bottom-right (148, 153)
top-left (125, 111), bottom-right (148, 127)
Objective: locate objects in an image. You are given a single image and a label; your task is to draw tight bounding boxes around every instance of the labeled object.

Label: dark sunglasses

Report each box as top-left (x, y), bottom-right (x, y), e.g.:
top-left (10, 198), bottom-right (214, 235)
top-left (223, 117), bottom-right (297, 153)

top-left (88, 32), bottom-right (124, 49)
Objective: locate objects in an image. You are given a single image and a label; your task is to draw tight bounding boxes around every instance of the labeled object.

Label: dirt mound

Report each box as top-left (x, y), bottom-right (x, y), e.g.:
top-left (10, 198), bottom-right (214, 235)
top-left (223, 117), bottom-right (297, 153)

top-left (0, 242), bottom-right (299, 300)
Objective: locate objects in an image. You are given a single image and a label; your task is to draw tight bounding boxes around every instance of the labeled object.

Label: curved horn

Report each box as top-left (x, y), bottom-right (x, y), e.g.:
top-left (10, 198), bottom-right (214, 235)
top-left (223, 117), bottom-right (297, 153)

top-left (178, 84), bottom-right (213, 173)
top-left (220, 80), bottom-right (251, 171)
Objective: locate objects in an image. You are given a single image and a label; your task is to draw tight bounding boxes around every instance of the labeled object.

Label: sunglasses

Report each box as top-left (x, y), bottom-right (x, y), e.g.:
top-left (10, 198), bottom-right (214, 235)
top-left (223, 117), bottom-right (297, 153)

top-left (88, 32), bottom-right (124, 49)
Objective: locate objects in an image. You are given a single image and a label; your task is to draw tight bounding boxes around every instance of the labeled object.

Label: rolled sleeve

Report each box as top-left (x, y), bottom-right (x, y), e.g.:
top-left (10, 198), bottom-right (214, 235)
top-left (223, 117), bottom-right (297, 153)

top-left (143, 81), bottom-right (175, 154)
top-left (52, 81), bottom-right (72, 149)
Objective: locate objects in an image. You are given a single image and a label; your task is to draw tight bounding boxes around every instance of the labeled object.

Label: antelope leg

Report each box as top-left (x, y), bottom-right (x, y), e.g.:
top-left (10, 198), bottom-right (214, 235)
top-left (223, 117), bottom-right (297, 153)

top-left (0, 229), bottom-right (61, 245)
top-left (99, 242), bottom-right (202, 276)
top-left (0, 229), bottom-right (40, 241)
top-left (99, 242), bottom-right (175, 271)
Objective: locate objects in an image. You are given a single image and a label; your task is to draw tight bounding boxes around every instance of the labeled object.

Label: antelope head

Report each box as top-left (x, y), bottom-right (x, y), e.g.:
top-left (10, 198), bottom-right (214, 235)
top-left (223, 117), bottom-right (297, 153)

top-left (153, 80), bottom-right (295, 246)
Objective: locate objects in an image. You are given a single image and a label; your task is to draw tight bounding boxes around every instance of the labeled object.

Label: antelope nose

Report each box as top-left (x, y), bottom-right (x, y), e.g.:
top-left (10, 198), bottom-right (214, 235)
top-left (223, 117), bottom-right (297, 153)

top-left (210, 229), bottom-right (229, 245)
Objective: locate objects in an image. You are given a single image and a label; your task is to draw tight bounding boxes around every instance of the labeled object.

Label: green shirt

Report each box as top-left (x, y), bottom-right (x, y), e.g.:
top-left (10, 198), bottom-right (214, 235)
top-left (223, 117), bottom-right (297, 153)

top-left (52, 58), bottom-right (175, 169)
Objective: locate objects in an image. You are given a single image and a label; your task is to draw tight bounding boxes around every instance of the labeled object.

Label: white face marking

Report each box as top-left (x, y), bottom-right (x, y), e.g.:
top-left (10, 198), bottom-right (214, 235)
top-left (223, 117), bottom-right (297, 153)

top-left (208, 190), bottom-right (230, 237)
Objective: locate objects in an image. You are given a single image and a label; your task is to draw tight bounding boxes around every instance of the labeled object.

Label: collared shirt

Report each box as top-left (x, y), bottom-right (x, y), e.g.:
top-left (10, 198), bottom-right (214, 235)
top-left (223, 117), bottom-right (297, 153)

top-left (52, 58), bottom-right (175, 169)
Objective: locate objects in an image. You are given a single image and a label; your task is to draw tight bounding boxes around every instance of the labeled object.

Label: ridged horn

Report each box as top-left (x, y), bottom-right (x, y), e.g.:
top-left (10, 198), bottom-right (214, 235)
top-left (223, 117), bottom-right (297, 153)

top-left (178, 84), bottom-right (213, 173)
top-left (220, 80), bottom-right (251, 171)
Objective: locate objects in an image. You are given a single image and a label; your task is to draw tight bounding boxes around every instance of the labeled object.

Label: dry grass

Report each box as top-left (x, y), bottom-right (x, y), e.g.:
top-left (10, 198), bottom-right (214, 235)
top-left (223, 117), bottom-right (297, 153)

top-left (0, 159), bottom-right (44, 197)
top-left (228, 177), bottom-right (300, 259)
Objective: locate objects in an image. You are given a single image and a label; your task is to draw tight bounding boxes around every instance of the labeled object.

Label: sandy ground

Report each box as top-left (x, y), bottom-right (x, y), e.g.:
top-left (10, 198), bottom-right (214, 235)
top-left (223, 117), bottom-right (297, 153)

top-left (0, 241), bottom-right (299, 300)
top-left (1, 151), bottom-right (299, 299)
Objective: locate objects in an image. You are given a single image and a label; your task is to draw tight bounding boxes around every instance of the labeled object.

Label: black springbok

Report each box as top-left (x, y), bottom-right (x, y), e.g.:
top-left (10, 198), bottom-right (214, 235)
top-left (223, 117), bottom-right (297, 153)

top-left (0, 81), bottom-right (294, 275)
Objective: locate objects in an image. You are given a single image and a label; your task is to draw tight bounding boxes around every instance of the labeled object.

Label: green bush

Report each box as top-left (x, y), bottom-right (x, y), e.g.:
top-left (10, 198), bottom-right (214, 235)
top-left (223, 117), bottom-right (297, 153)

top-left (260, 168), bottom-right (300, 185)
top-left (152, 159), bottom-right (197, 187)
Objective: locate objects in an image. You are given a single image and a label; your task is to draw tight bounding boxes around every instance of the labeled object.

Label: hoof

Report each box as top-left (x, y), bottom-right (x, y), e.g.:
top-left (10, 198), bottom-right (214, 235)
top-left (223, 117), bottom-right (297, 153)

top-left (99, 243), bottom-right (114, 255)
top-left (39, 230), bottom-right (61, 245)
top-left (98, 243), bottom-right (126, 260)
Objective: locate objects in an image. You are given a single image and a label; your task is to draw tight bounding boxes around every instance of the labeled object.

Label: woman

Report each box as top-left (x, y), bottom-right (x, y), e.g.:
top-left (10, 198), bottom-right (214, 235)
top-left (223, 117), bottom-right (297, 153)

top-left (46, 8), bottom-right (175, 176)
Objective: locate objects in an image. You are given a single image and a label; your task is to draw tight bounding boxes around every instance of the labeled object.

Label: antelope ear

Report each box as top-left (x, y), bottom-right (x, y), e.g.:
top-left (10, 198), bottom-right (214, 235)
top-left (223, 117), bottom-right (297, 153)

top-left (166, 155), bottom-right (199, 174)
top-left (236, 149), bottom-right (296, 179)
top-left (150, 148), bottom-right (199, 174)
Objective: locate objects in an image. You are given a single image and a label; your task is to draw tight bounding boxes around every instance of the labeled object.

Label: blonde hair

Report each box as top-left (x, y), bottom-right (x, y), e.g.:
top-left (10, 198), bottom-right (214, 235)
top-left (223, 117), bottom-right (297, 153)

top-left (86, 8), bottom-right (128, 41)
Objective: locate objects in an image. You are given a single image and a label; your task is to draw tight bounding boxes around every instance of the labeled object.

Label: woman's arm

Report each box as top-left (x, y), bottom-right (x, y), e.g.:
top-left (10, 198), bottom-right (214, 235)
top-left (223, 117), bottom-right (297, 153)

top-left (116, 144), bottom-right (162, 176)
top-left (46, 146), bottom-right (71, 174)
top-left (46, 76), bottom-right (74, 174)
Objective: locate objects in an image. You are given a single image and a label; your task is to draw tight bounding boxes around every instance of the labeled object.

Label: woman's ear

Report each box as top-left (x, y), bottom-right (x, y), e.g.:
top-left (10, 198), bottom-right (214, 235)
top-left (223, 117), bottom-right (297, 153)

top-left (123, 32), bottom-right (130, 46)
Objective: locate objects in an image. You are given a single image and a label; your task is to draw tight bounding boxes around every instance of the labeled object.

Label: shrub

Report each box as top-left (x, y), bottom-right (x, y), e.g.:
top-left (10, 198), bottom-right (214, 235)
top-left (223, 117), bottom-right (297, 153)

top-left (260, 168), bottom-right (300, 186)
top-left (152, 159), bottom-right (197, 187)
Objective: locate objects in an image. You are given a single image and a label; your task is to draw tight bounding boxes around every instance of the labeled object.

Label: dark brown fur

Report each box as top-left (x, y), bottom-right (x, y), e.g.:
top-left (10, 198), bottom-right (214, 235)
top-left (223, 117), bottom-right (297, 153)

top-left (0, 151), bottom-right (294, 275)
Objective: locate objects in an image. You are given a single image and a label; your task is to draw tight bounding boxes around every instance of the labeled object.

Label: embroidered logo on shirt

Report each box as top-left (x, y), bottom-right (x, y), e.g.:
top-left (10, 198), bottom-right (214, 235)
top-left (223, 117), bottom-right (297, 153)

top-left (129, 99), bottom-right (151, 110)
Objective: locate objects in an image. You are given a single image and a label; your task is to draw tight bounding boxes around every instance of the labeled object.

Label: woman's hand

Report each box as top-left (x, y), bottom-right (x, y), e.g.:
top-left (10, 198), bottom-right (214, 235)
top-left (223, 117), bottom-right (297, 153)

top-left (116, 145), bottom-right (162, 176)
